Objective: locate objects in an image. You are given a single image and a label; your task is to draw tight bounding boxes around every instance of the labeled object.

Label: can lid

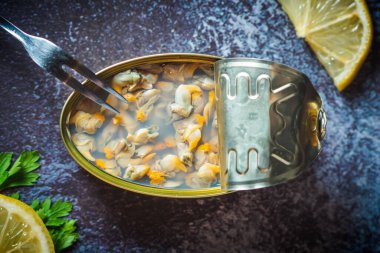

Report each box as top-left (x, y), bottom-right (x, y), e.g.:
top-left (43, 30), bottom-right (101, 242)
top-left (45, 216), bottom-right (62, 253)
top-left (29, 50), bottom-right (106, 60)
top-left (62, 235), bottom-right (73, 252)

top-left (214, 58), bottom-right (326, 191)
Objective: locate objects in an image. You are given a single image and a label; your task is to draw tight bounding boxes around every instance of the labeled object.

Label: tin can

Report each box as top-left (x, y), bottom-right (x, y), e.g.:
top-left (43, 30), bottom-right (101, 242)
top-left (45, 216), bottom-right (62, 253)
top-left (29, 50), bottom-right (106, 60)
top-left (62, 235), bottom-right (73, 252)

top-left (60, 53), bottom-right (326, 198)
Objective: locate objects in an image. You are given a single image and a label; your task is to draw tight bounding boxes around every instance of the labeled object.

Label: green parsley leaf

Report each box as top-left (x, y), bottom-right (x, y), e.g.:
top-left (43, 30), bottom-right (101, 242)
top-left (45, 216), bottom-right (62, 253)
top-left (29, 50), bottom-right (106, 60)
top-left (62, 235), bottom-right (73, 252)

top-left (0, 152), bottom-right (13, 173)
top-left (50, 220), bottom-right (79, 252)
top-left (0, 152), bottom-right (13, 185)
top-left (30, 198), bottom-right (40, 209)
top-left (0, 151), bottom-right (40, 191)
top-left (9, 192), bottom-right (20, 200)
top-left (31, 197), bottom-right (79, 252)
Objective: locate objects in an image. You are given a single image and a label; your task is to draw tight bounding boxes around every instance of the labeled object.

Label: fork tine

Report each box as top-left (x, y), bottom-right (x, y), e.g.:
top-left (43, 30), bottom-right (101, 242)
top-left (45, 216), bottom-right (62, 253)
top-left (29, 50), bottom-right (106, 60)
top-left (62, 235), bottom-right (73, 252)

top-left (52, 67), bottom-right (119, 114)
top-left (65, 59), bottom-right (129, 104)
top-left (66, 77), bottom-right (120, 114)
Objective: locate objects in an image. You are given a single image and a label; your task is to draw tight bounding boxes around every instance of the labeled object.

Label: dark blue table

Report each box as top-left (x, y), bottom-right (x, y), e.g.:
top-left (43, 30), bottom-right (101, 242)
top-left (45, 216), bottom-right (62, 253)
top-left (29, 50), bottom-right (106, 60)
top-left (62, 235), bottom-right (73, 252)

top-left (0, 1), bottom-right (379, 252)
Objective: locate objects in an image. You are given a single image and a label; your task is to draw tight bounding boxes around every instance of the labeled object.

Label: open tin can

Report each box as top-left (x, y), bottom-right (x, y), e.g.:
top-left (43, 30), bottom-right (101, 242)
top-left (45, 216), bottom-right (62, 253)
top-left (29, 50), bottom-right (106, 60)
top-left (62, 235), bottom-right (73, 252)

top-left (60, 53), bottom-right (326, 198)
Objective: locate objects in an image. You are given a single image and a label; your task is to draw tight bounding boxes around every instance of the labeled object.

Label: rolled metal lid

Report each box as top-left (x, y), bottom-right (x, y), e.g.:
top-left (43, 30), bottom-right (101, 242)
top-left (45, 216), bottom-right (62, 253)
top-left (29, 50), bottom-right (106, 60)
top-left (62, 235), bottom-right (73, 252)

top-left (214, 58), bottom-right (326, 191)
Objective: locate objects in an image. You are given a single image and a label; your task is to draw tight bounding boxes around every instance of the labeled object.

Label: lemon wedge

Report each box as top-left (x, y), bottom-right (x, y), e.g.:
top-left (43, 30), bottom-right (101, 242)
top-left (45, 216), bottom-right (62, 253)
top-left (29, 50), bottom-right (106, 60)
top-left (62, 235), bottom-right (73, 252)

top-left (0, 194), bottom-right (54, 253)
top-left (279, 0), bottom-right (373, 91)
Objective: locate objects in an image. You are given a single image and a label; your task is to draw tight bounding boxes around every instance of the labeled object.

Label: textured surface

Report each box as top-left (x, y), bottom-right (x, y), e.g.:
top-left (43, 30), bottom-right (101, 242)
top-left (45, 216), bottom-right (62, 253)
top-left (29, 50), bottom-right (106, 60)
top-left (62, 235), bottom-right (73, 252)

top-left (0, 0), bottom-right (379, 252)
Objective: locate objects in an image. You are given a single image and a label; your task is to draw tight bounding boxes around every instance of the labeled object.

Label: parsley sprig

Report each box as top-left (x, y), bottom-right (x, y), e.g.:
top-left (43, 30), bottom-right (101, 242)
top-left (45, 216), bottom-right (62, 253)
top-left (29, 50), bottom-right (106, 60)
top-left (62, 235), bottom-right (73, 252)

top-left (31, 198), bottom-right (79, 252)
top-left (0, 151), bottom-right (40, 191)
top-left (1, 151), bottom-right (79, 252)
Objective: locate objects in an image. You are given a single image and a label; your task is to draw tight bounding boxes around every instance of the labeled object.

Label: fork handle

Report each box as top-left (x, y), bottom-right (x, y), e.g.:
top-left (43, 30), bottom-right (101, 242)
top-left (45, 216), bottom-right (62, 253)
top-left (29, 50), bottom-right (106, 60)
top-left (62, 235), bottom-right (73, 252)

top-left (0, 16), bottom-right (31, 45)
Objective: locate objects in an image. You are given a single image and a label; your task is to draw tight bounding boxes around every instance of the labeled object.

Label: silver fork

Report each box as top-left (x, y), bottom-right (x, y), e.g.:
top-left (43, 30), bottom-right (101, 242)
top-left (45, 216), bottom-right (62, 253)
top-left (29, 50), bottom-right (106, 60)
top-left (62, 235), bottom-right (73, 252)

top-left (0, 16), bottom-right (127, 114)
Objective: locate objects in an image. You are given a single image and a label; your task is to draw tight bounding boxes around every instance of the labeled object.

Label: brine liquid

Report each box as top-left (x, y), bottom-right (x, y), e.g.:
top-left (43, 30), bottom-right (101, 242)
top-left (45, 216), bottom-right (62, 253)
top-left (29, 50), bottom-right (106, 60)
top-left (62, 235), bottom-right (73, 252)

top-left (69, 62), bottom-right (219, 189)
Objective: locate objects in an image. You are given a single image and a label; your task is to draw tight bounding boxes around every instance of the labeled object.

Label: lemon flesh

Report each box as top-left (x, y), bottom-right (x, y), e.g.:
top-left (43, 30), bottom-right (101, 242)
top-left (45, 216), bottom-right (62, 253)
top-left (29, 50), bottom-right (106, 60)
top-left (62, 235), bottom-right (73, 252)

top-left (279, 0), bottom-right (373, 91)
top-left (0, 194), bottom-right (54, 253)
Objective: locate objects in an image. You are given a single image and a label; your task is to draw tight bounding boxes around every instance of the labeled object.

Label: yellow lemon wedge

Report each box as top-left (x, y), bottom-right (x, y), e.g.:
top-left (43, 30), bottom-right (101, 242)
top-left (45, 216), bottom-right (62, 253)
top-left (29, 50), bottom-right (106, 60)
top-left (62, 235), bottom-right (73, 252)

top-left (279, 0), bottom-right (373, 91)
top-left (0, 194), bottom-right (54, 253)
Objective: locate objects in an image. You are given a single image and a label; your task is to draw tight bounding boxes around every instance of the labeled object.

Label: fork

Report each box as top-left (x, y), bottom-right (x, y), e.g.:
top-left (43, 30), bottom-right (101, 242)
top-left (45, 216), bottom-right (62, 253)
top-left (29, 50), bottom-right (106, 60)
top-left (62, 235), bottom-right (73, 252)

top-left (0, 16), bottom-right (127, 114)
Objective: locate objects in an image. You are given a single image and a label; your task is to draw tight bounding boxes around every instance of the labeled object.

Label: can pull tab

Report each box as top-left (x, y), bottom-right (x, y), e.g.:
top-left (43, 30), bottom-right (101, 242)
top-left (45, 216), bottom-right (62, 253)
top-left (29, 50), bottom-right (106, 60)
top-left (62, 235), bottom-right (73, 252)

top-left (229, 74), bottom-right (271, 172)
top-left (216, 63), bottom-right (272, 190)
